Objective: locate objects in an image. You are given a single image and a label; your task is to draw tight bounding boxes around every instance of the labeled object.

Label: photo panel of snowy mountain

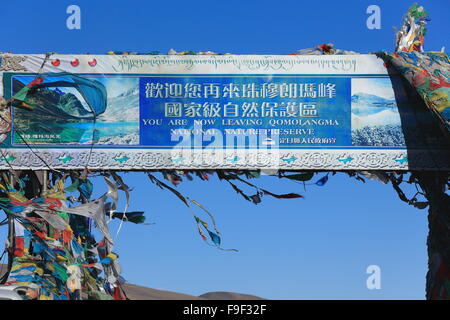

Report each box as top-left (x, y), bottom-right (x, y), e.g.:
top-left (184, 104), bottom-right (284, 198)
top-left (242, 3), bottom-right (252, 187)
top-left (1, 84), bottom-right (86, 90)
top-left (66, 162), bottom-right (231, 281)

top-left (351, 77), bottom-right (405, 147)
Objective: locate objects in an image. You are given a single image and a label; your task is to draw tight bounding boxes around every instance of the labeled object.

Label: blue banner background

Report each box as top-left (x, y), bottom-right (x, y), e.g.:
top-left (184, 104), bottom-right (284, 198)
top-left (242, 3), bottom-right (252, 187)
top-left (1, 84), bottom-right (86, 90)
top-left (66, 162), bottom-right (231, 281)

top-left (139, 75), bottom-right (351, 148)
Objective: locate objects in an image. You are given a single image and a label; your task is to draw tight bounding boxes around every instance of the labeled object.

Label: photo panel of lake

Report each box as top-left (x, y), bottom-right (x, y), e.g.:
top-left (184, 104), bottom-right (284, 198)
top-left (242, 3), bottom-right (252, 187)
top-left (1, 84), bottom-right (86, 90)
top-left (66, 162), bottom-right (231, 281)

top-left (10, 75), bottom-right (140, 146)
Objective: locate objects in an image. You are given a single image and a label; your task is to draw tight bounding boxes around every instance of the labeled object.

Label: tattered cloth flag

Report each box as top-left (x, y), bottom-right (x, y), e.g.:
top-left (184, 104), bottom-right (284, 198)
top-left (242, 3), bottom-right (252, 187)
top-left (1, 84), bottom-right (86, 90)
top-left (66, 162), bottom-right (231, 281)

top-left (383, 51), bottom-right (450, 132)
top-left (193, 215), bottom-right (237, 252)
top-left (61, 195), bottom-right (113, 243)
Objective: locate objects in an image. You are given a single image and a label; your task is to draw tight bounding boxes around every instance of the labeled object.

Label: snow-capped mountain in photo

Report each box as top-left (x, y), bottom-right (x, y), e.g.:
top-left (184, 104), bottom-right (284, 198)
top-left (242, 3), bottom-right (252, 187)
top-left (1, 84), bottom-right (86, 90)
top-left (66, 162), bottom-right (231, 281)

top-left (351, 92), bottom-right (401, 129)
top-left (351, 92), bottom-right (397, 116)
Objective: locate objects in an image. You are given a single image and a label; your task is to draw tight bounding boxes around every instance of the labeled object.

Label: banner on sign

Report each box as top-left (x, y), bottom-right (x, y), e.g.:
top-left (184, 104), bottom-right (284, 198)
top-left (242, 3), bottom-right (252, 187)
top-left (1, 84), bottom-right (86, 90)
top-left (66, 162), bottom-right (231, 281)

top-left (0, 54), bottom-right (448, 170)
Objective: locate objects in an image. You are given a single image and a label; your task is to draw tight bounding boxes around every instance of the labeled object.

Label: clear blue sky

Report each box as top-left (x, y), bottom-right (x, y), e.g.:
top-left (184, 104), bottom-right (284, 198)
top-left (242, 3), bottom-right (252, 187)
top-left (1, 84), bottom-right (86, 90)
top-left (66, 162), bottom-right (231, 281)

top-left (1, 0), bottom-right (449, 299)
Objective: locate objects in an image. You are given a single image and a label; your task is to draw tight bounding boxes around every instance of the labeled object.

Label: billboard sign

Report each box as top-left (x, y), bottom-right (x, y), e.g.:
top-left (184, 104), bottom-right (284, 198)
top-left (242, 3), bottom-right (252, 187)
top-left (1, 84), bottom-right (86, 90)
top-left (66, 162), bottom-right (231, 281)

top-left (0, 54), bottom-right (448, 170)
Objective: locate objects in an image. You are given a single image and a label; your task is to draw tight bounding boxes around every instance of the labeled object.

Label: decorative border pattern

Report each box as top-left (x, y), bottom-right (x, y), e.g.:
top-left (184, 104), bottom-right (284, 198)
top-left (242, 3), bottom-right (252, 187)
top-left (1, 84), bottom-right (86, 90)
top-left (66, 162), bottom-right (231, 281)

top-left (0, 149), bottom-right (448, 170)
